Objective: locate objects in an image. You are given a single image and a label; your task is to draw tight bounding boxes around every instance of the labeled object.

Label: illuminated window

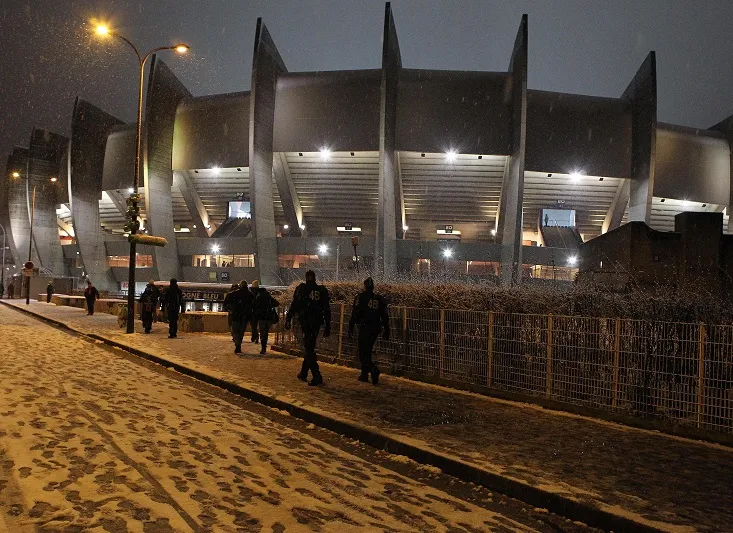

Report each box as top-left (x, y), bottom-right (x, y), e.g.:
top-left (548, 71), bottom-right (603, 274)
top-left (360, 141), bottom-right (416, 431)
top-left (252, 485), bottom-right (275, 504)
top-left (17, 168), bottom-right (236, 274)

top-left (107, 255), bottom-right (153, 268)
top-left (192, 254), bottom-right (255, 268)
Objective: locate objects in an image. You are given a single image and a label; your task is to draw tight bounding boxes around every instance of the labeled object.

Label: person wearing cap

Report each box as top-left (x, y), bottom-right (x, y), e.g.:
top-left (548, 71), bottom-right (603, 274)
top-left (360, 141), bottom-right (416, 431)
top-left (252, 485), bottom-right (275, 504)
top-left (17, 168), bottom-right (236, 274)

top-left (285, 270), bottom-right (331, 386)
top-left (84, 280), bottom-right (99, 315)
top-left (349, 277), bottom-right (390, 384)
top-left (252, 280), bottom-right (279, 355)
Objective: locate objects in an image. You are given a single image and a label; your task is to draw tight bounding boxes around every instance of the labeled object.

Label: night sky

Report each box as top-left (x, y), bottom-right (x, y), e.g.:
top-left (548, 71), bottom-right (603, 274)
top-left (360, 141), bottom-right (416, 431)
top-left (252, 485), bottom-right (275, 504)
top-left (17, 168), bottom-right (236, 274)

top-left (2, 0), bottom-right (733, 159)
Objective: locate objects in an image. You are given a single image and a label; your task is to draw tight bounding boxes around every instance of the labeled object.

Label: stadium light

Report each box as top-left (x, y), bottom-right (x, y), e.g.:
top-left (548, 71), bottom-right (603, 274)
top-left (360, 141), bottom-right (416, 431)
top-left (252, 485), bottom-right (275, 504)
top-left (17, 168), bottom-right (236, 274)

top-left (569, 170), bottom-right (583, 182)
top-left (211, 244), bottom-right (220, 254)
top-left (320, 147), bottom-right (331, 160)
top-left (491, 229), bottom-right (497, 236)
top-left (318, 244), bottom-right (328, 254)
top-left (445, 150), bottom-right (458, 162)
top-left (568, 255), bottom-right (578, 266)
top-left (283, 224), bottom-right (289, 230)
top-left (402, 224), bottom-right (409, 231)
top-left (211, 166), bottom-right (220, 176)
top-left (443, 249), bottom-right (453, 258)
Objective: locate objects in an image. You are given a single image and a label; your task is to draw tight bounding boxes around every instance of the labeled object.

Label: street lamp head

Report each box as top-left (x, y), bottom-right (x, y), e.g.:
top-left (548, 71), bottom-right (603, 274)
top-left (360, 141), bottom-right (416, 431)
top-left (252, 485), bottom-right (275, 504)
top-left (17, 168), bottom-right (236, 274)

top-left (49, 177), bottom-right (58, 183)
top-left (11, 171), bottom-right (20, 178)
top-left (95, 24), bottom-right (110, 36)
top-left (174, 44), bottom-right (190, 54)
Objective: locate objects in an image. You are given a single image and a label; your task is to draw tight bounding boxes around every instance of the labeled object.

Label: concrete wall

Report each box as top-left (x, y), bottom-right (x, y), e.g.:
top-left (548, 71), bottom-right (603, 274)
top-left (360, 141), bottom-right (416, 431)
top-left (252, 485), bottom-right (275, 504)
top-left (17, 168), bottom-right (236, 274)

top-left (27, 128), bottom-right (68, 275)
top-left (172, 92), bottom-right (250, 170)
top-left (273, 70), bottom-right (381, 152)
top-left (102, 124), bottom-right (136, 192)
top-left (396, 69), bottom-right (511, 155)
top-left (655, 124), bottom-right (730, 205)
top-left (2, 148), bottom-right (27, 270)
top-left (70, 98), bottom-right (124, 291)
top-left (526, 90), bottom-right (632, 177)
top-left (144, 56), bottom-right (190, 281)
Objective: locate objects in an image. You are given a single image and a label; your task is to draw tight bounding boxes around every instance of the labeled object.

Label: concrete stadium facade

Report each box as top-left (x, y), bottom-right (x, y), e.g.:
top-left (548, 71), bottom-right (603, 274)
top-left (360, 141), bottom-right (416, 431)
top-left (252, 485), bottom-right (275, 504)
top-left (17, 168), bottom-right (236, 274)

top-left (2, 4), bottom-right (732, 292)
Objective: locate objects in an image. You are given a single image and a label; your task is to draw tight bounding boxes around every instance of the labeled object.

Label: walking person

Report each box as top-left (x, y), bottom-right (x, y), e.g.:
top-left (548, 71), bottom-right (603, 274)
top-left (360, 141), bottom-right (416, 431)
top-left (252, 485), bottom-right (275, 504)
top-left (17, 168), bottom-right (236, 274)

top-left (227, 282), bottom-right (254, 354)
top-left (84, 280), bottom-right (99, 315)
top-left (223, 282), bottom-right (240, 336)
top-left (284, 270), bottom-right (331, 386)
top-left (147, 279), bottom-right (161, 322)
top-left (6, 281), bottom-right (14, 299)
top-left (139, 285), bottom-right (156, 334)
top-left (164, 279), bottom-right (184, 338)
top-left (46, 281), bottom-right (55, 303)
top-left (348, 277), bottom-right (390, 385)
top-left (252, 280), bottom-right (279, 355)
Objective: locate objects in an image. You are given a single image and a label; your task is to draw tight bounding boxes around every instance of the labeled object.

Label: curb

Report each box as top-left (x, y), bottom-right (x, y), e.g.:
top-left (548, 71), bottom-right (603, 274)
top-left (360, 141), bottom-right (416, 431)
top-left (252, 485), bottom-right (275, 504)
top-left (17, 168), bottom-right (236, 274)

top-left (2, 301), bottom-right (667, 533)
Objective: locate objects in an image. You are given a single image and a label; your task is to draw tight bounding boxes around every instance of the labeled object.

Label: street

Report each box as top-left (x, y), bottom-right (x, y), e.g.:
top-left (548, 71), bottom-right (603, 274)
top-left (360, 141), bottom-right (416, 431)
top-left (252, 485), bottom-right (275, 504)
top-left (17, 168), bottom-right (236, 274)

top-left (0, 304), bottom-right (589, 532)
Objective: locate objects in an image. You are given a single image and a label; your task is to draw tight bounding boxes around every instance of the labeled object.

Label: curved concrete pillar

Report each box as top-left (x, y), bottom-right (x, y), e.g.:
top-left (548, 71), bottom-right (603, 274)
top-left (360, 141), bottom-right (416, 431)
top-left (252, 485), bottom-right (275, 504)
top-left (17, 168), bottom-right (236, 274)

top-left (498, 15), bottom-right (528, 285)
top-left (376, 2), bottom-right (402, 279)
top-left (143, 56), bottom-right (191, 281)
top-left (70, 98), bottom-right (124, 291)
top-left (622, 52), bottom-right (657, 224)
top-left (27, 128), bottom-right (68, 275)
top-left (2, 148), bottom-right (27, 270)
top-left (249, 18), bottom-right (287, 285)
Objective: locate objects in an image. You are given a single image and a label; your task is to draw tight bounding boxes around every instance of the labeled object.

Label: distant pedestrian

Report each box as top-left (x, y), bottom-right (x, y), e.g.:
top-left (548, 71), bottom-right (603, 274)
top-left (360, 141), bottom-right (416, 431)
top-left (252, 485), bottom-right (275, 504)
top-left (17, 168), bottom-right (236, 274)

top-left (252, 280), bottom-right (279, 354)
top-left (164, 279), bottom-right (184, 338)
top-left (248, 280), bottom-right (260, 344)
top-left (7, 281), bottom-right (14, 299)
top-left (285, 270), bottom-right (331, 386)
top-left (46, 281), bottom-right (55, 303)
top-left (226, 282), bottom-right (254, 354)
top-left (349, 277), bottom-right (390, 385)
top-left (84, 280), bottom-right (99, 315)
top-left (147, 279), bottom-right (161, 322)
top-left (139, 285), bottom-right (156, 334)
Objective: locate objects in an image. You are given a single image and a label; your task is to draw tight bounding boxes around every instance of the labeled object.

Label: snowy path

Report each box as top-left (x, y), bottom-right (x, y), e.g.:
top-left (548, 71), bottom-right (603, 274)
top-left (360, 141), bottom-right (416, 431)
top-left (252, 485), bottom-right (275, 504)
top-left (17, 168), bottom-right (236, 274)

top-left (0, 304), bottom-right (586, 532)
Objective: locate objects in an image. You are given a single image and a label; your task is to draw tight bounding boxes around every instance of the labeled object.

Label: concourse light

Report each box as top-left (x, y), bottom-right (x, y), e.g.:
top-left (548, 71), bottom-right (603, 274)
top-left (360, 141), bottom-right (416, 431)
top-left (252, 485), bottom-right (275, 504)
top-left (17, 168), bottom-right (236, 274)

top-left (128, 187), bottom-right (134, 194)
top-left (49, 177), bottom-right (58, 183)
top-left (300, 224), bottom-right (306, 230)
top-left (491, 229), bottom-right (497, 236)
top-left (319, 147), bottom-right (331, 161)
top-left (568, 255), bottom-right (578, 266)
top-left (445, 150), bottom-right (458, 162)
top-left (211, 244), bottom-right (220, 254)
top-left (443, 249), bottom-right (453, 259)
top-left (211, 166), bottom-right (220, 176)
top-left (569, 170), bottom-right (583, 182)
top-left (403, 225), bottom-right (409, 231)
top-left (283, 224), bottom-right (289, 230)
top-left (95, 24), bottom-right (110, 36)
top-left (682, 200), bottom-right (690, 207)
top-left (318, 244), bottom-right (328, 254)
top-left (11, 171), bottom-right (20, 178)
top-left (174, 44), bottom-right (190, 54)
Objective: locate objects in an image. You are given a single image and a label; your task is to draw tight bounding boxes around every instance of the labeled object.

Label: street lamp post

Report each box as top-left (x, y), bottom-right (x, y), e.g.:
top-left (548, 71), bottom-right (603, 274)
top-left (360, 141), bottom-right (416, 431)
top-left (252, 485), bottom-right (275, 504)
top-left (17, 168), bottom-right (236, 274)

top-left (94, 24), bottom-right (189, 334)
top-left (25, 183), bottom-right (36, 305)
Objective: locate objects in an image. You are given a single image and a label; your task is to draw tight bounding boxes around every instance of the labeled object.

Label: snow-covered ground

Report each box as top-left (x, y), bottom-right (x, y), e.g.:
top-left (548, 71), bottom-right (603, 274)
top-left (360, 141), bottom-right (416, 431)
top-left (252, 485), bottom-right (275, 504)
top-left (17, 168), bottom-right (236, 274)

top-left (0, 303), bottom-right (585, 532)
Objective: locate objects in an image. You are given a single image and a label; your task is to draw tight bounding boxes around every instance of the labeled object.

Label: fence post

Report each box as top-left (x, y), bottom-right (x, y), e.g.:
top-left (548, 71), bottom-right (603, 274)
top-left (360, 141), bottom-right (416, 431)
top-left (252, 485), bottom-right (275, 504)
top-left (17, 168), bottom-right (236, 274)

top-left (337, 303), bottom-right (345, 359)
top-left (439, 309), bottom-right (445, 378)
top-left (402, 306), bottom-right (408, 363)
top-left (612, 317), bottom-right (621, 408)
top-left (698, 322), bottom-right (705, 429)
top-left (487, 311), bottom-right (494, 387)
top-left (546, 313), bottom-right (553, 399)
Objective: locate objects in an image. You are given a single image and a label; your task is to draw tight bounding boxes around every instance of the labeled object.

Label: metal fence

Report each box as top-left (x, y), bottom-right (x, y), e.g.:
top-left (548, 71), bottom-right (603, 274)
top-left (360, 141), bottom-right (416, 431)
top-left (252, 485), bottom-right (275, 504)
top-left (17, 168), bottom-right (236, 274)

top-left (275, 305), bottom-right (733, 434)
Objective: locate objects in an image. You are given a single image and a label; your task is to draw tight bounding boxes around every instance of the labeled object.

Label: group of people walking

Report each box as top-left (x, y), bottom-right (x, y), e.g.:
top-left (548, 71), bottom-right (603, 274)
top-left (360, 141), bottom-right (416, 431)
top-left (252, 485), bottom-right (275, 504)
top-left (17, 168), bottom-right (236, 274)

top-left (223, 279), bottom-right (280, 355)
top-left (138, 279), bottom-right (184, 338)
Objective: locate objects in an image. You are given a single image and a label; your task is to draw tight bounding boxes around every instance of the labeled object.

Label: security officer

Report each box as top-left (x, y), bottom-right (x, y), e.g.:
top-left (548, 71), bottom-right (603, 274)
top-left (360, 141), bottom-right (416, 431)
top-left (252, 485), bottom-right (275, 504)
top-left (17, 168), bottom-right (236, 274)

top-left (285, 270), bottom-right (331, 386)
top-left (348, 277), bottom-right (390, 384)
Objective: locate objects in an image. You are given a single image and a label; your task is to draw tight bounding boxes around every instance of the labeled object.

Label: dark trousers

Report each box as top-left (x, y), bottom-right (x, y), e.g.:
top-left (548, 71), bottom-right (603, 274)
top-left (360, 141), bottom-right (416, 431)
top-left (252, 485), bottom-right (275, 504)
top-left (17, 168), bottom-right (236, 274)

top-left (250, 317), bottom-right (259, 342)
top-left (258, 320), bottom-right (272, 348)
top-left (300, 327), bottom-right (321, 378)
top-left (168, 310), bottom-right (179, 337)
top-left (141, 312), bottom-right (153, 332)
top-left (358, 328), bottom-right (380, 375)
top-left (86, 298), bottom-right (95, 315)
top-left (46, 294), bottom-right (52, 303)
top-left (231, 319), bottom-right (246, 349)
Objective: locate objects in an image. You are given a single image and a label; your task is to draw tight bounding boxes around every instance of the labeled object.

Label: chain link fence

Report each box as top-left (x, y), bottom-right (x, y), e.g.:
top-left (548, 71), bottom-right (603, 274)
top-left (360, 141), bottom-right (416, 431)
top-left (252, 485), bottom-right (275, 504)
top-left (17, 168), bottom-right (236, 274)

top-left (275, 305), bottom-right (733, 434)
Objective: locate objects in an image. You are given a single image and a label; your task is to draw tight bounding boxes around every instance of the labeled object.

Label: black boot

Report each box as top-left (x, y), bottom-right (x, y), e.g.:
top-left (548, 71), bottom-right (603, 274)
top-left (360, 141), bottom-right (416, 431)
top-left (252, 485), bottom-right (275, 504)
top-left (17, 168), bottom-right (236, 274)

top-left (234, 345), bottom-right (242, 354)
top-left (308, 373), bottom-right (323, 387)
top-left (371, 366), bottom-right (381, 385)
top-left (358, 372), bottom-right (369, 382)
top-left (260, 345), bottom-right (266, 355)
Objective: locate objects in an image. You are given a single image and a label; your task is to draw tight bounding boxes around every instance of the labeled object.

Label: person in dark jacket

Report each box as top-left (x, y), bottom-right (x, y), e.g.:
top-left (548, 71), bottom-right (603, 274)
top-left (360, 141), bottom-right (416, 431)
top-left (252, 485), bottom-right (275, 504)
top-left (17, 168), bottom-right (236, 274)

top-left (46, 281), bottom-right (54, 303)
top-left (226, 281), bottom-right (254, 354)
top-left (164, 279), bottom-right (184, 338)
top-left (349, 277), bottom-right (390, 384)
top-left (285, 270), bottom-right (331, 386)
top-left (147, 279), bottom-right (161, 322)
top-left (251, 280), bottom-right (279, 355)
top-left (84, 280), bottom-right (99, 315)
top-left (139, 286), bottom-right (156, 334)
top-left (6, 281), bottom-right (14, 299)
top-left (223, 282), bottom-right (240, 333)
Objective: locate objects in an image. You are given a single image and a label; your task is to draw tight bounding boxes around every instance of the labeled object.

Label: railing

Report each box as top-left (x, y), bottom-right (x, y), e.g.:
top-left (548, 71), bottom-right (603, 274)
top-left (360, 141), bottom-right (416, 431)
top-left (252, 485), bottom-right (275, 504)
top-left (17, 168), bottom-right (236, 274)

top-left (275, 305), bottom-right (733, 434)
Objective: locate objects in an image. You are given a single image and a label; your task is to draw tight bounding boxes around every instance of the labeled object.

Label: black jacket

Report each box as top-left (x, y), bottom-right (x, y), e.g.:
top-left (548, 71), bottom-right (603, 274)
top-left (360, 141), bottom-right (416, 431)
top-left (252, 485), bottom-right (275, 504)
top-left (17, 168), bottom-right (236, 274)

top-left (252, 287), bottom-right (279, 321)
top-left (224, 287), bottom-right (254, 321)
top-left (286, 282), bottom-right (331, 330)
top-left (349, 291), bottom-right (390, 336)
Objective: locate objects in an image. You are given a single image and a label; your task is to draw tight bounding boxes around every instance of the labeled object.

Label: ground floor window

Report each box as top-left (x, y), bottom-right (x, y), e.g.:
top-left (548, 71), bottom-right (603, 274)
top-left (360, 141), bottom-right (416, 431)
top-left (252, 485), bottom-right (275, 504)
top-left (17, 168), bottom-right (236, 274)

top-left (108, 255), bottom-right (153, 268)
top-left (192, 254), bottom-right (255, 268)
